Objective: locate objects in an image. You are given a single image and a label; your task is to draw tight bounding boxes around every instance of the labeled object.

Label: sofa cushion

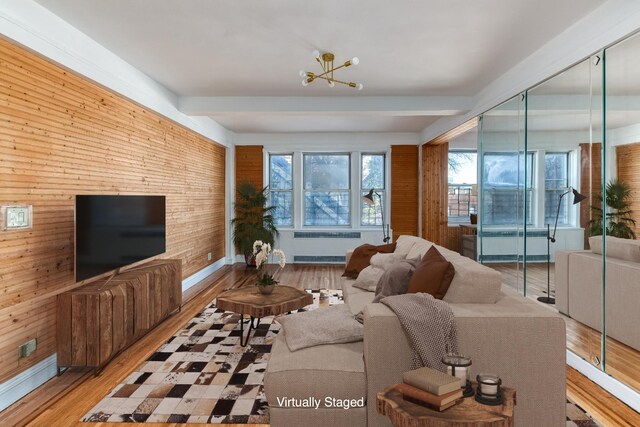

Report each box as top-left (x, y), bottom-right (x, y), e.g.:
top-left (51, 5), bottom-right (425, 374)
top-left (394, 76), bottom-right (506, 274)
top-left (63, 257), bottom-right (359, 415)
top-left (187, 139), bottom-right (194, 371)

top-left (407, 246), bottom-right (455, 299)
top-left (277, 305), bottom-right (363, 351)
top-left (342, 242), bottom-right (396, 278)
top-left (442, 258), bottom-right (502, 304)
top-left (589, 235), bottom-right (640, 262)
top-left (352, 265), bottom-right (385, 292)
top-left (406, 240), bottom-right (433, 260)
top-left (370, 252), bottom-right (406, 270)
top-left (372, 257), bottom-right (419, 303)
top-left (395, 235), bottom-right (424, 256)
top-left (265, 333), bottom-right (366, 407)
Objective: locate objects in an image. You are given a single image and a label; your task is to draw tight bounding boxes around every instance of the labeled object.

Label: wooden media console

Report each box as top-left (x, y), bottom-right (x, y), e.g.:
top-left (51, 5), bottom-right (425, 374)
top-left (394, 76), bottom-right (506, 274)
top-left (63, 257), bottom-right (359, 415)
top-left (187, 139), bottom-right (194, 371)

top-left (56, 259), bottom-right (182, 371)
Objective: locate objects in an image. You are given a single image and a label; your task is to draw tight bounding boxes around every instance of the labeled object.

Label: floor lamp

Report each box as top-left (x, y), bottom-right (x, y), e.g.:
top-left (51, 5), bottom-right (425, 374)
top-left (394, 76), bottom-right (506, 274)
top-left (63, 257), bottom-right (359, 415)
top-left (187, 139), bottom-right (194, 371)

top-left (538, 187), bottom-right (587, 304)
top-left (363, 188), bottom-right (390, 243)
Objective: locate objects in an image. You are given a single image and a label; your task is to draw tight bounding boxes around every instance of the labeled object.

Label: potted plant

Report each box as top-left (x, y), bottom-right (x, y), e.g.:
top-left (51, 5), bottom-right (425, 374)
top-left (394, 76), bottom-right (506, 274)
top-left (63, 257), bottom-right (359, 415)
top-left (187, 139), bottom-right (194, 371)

top-left (589, 178), bottom-right (636, 239)
top-left (253, 241), bottom-right (286, 294)
top-left (231, 182), bottom-right (279, 265)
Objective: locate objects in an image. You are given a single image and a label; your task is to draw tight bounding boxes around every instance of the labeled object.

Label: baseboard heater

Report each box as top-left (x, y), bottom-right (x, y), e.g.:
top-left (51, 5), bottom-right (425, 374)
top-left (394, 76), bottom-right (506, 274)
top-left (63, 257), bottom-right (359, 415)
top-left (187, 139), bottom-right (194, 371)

top-left (293, 255), bottom-right (346, 263)
top-left (480, 254), bottom-right (548, 262)
top-left (293, 231), bottom-right (361, 239)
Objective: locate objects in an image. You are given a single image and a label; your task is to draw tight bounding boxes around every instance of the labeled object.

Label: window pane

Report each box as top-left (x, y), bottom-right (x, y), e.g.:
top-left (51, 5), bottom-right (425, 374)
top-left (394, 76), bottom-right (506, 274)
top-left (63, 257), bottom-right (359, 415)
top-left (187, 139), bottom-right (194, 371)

top-left (304, 192), bottom-right (350, 226)
top-left (270, 191), bottom-right (292, 226)
top-left (448, 152), bottom-right (477, 185)
top-left (448, 185), bottom-right (477, 222)
top-left (483, 153), bottom-right (533, 188)
top-left (545, 189), bottom-right (569, 226)
top-left (545, 153), bottom-right (569, 226)
top-left (270, 154), bottom-right (293, 190)
top-left (361, 192), bottom-right (384, 226)
top-left (362, 154), bottom-right (385, 190)
top-left (482, 189), bottom-right (531, 225)
top-left (303, 154), bottom-right (350, 190)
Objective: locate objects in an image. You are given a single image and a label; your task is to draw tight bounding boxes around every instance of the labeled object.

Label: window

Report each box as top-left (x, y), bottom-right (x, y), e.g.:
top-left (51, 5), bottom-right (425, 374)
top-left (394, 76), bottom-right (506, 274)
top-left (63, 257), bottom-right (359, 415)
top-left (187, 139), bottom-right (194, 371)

top-left (303, 154), bottom-right (350, 226)
top-left (482, 152), bottom-right (534, 225)
top-left (361, 153), bottom-right (386, 226)
top-left (269, 154), bottom-right (293, 226)
top-left (448, 151), bottom-right (477, 223)
top-left (544, 152), bottom-right (570, 226)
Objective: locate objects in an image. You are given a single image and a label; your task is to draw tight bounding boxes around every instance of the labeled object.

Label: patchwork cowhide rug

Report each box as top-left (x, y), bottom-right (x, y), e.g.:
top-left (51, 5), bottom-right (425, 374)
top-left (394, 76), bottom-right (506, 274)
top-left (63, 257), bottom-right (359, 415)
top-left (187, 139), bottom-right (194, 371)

top-left (82, 287), bottom-right (602, 425)
top-left (82, 289), bottom-right (342, 424)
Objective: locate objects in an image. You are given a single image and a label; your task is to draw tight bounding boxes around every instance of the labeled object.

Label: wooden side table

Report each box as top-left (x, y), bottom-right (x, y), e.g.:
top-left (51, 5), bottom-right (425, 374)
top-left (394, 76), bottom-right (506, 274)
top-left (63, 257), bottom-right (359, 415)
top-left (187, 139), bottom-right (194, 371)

top-left (215, 285), bottom-right (312, 346)
top-left (377, 383), bottom-right (516, 427)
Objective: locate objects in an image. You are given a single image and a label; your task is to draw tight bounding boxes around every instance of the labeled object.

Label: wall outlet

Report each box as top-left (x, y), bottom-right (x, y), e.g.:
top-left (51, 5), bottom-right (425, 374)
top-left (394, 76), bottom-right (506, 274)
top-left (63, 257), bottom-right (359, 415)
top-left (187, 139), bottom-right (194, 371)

top-left (207, 252), bottom-right (212, 261)
top-left (18, 338), bottom-right (36, 358)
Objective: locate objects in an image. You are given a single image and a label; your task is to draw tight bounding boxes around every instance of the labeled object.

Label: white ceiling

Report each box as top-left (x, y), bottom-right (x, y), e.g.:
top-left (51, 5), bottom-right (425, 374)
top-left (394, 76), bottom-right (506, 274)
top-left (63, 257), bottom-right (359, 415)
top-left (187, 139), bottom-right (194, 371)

top-left (33, 0), bottom-right (605, 133)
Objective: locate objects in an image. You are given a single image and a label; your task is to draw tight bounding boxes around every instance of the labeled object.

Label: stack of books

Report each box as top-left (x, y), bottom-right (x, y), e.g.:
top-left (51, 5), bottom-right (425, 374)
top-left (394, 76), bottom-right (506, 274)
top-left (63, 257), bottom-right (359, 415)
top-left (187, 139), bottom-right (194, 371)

top-left (399, 367), bottom-right (463, 411)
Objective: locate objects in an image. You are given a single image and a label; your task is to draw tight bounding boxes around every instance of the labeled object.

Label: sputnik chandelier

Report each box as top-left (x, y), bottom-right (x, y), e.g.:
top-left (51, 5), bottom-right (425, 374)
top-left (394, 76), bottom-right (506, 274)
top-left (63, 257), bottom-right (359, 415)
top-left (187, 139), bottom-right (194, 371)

top-left (299, 50), bottom-right (363, 90)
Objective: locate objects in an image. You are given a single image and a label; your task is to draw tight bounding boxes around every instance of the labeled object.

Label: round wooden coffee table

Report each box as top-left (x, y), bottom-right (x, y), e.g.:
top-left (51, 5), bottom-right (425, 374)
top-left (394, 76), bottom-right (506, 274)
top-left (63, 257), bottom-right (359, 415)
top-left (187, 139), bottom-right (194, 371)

top-left (215, 285), bottom-right (313, 346)
top-left (377, 383), bottom-right (516, 427)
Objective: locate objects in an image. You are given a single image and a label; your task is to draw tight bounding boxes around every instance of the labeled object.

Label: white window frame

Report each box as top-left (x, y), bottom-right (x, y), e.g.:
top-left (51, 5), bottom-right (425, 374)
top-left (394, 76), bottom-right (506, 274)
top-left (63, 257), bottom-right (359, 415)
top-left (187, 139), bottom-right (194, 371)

top-left (360, 152), bottom-right (387, 227)
top-left (302, 152), bottom-right (352, 227)
top-left (447, 150), bottom-right (478, 224)
top-left (268, 153), bottom-right (294, 228)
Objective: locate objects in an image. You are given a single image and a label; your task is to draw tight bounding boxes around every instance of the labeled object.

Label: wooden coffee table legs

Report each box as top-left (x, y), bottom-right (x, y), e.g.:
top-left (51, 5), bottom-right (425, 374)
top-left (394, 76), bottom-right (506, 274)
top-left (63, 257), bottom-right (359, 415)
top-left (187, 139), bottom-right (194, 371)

top-left (239, 315), bottom-right (261, 346)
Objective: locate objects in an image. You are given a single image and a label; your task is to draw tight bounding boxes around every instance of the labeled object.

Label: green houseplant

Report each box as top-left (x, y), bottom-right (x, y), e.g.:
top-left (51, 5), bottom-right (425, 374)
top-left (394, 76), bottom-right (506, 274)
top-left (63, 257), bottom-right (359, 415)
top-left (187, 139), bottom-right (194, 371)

top-left (231, 182), bottom-right (279, 264)
top-left (589, 178), bottom-right (636, 239)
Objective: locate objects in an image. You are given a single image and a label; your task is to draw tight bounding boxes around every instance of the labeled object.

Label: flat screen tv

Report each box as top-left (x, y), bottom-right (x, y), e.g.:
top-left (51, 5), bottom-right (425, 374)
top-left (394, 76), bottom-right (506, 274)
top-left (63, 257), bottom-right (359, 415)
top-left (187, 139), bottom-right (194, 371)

top-left (75, 195), bottom-right (166, 282)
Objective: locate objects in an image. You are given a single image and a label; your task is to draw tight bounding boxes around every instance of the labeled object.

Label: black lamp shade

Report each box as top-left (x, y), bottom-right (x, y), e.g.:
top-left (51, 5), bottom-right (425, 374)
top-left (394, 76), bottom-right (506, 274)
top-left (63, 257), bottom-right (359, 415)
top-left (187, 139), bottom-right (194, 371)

top-left (363, 188), bottom-right (375, 205)
top-left (572, 188), bottom-right (588, 205)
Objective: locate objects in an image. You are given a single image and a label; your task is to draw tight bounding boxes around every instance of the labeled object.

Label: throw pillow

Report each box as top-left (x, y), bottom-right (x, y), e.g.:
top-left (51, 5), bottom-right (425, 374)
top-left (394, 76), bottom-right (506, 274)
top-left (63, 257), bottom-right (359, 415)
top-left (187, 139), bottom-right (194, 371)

top-left (407, 246), bottom-right (455, 299)
top-left (372, 257), bottom-right (420, 303)
top-left (277, 305), bottom-right (364, 351)
top-left (342, 242), bottom-right (397, 279)
top-left (370, 252), bottom-right (407, 270)
top-left (353, 265), bottom-right (386, 292)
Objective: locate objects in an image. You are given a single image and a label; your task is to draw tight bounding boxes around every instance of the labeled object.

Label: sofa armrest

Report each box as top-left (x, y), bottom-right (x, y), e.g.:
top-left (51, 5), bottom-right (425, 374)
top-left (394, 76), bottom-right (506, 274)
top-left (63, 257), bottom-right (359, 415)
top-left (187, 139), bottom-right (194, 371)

top-left (363, 303), bottom-right (566, 427)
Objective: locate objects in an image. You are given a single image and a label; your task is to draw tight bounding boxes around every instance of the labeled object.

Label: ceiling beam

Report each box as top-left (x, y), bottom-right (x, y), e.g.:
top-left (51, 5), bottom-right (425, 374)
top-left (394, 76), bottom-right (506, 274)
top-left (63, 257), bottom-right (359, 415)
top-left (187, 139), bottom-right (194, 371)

top-left (178, 96), bottom-right (473, 116)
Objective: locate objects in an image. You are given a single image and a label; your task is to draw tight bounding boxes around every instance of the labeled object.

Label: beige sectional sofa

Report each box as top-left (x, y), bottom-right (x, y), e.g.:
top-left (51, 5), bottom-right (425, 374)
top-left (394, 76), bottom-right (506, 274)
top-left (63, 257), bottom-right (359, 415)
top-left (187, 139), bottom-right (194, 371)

top-left (556, 235), bottom-right (640, 351)
top-left (265, 236), bottom-right (566, 427)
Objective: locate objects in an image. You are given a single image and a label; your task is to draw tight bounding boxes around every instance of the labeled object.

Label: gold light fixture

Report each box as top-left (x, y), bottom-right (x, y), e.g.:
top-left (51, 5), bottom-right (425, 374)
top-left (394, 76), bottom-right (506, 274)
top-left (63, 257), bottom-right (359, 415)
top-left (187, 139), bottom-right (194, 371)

top-left (299, 50), bottom-right (363, 90)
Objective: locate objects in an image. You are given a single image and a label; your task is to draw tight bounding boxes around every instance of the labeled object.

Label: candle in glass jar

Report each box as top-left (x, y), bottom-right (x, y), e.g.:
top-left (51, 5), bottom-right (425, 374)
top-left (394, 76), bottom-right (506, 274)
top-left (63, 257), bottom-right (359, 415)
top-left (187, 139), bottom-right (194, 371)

top-left (481, 378), bottom-right (499, 396)
top-left (447, 365), bottom-right (467, 387)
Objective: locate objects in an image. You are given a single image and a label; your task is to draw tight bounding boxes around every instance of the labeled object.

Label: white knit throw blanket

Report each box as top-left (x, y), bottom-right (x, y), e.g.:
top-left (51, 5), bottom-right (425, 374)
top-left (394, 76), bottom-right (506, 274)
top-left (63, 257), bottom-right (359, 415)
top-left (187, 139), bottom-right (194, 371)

top-left (381, 293), bottom-right (458, 371)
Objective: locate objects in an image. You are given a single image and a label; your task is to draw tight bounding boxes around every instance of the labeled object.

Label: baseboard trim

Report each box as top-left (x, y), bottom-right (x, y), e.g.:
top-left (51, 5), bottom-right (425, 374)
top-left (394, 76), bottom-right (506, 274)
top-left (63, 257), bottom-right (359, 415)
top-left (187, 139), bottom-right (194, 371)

top-left (181, 258), bottom-right (226, 293)
top-left (567, 350), bottom-right (640, 413)
top-left (0, 354), bottom-right (57, 412)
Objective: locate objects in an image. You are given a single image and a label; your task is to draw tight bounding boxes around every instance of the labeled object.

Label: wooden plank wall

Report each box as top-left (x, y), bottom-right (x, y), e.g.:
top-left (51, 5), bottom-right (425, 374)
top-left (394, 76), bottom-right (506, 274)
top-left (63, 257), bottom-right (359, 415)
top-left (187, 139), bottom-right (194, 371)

top-left (235, 145), bottom-right (264, 190)
top-left (0, 39), bottom-right (226, 383)
top-left (580, 143), bottom-right (602, 248)
top-left (390, 145), bottom-right (419, 239)
top-left (421, 142), bottom-right (462, 252)
top-left (615, 142), bottom-right (640, 238)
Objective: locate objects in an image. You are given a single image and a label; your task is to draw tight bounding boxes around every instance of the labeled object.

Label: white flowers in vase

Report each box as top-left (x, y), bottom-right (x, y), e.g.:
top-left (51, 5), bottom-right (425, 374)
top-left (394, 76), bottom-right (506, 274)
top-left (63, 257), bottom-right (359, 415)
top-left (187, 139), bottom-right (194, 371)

top-left (253, 240), bottom-right (286, 287)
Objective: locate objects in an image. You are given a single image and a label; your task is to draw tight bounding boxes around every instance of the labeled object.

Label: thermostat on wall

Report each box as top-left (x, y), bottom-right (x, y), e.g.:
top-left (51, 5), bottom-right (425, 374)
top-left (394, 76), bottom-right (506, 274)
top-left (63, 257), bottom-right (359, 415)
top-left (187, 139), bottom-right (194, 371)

top-left (1, 205), bottom-right (33, 230)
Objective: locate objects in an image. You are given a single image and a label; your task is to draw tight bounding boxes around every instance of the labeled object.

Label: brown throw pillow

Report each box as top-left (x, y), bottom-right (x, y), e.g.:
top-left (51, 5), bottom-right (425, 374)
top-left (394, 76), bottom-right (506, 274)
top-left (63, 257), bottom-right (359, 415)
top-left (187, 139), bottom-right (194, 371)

top-left (343, 242), bottom-right (396, 279)
top-left (406, 246), bottom-right (455, 299)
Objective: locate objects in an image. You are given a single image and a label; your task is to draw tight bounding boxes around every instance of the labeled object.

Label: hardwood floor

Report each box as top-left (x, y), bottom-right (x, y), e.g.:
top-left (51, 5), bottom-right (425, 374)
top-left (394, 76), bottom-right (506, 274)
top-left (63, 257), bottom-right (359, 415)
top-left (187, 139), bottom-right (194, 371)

top-left (1, 263), bottom-right (637, 426)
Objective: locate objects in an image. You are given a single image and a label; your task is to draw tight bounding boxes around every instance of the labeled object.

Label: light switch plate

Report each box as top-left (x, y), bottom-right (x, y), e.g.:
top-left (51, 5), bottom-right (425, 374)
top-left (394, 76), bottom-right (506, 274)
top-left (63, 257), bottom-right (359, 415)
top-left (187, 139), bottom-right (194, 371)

top-left (2, 205), bottom-right (32, 230)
